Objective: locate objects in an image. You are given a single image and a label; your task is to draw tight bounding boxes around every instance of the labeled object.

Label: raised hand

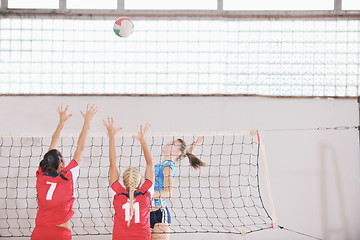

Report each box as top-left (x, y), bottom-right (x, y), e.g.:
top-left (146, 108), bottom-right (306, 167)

top-left (133, 123), bottom-right (154, 183)
top-left (132, 123), bottom-right (151, 143)
top-left (73, 104), bottom-right (98, 164)
top-left (80, 104), bottom-right (98, 123)
top-left (187, 136), bottom-right (204, 154)
top-left (57, 104), bottom-right (72, 123)
top-left (104, 117), bottom-right (123, 186)
top-left (48, 104), bottom-right (73, 151)
top-left (103, 117), bottom-right (123, 137)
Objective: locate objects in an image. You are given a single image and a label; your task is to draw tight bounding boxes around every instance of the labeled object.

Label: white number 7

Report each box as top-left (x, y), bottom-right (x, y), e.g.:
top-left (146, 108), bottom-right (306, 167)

top-left (46, 181), bottom-right (57, 200)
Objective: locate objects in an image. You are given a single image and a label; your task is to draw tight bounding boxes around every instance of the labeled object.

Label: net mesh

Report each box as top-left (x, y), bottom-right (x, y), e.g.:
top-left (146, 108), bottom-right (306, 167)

top-left (0, 133), bottom-right (273, 237)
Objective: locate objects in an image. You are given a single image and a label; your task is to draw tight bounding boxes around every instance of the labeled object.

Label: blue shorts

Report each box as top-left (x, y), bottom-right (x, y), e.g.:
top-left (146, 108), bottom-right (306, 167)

top-left (150, 207), bottom-right (171, 229)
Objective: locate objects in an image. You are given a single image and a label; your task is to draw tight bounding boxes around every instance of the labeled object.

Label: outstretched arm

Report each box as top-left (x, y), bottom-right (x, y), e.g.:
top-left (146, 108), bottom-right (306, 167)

top-left (73, 104), bottom-right (98, 165)
top-left (48, 104), bottom-right (72, 151)
top-left (186, 136), bottom-right (204, 154)
top-left (132, 123), bottom-right (154, 183)
top-left (153, 137), bottom-right (204, 199)
top-left (103, 117), bottom-right (122, 186)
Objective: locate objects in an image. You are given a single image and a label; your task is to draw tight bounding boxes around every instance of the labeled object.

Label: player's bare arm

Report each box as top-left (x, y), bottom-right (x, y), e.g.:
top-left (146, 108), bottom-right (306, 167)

top-left (48, 104), bottom-right (72, 151)
top-left (103, 117), bottom-right (122, 186)
top-left (73, 104), bottom-right (98, 165)
top-left (132, 123), bottom-right (154, 183)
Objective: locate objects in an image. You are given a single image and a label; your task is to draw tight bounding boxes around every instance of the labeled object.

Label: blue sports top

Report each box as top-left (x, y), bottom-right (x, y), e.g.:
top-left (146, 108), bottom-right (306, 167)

top-left (153, 160), bottom-right (176, 207)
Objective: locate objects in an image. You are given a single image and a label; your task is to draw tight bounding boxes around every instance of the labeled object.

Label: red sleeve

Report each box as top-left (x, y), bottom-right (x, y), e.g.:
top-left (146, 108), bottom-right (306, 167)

top-left (62, 160), bottom-right (78, 172)
top-left (139, 179), bottom-right (152, 193)
top-left (111, 180), bottom-right (127, 194)
top-left (37, 166), bottom-right (43, 175)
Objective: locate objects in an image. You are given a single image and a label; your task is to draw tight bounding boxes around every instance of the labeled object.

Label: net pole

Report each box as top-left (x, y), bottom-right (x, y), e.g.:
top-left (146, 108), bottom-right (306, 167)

top-left (358, 97), bottom-right (360, 164)
top-left (241, 132), bottom-right (256, 236)
top-left (256, 130), bottom-right (278, 228)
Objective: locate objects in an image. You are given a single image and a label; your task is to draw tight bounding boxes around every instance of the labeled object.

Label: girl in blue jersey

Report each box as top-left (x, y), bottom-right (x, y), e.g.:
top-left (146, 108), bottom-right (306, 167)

top-left (150, 137), bottom-right (205, 240)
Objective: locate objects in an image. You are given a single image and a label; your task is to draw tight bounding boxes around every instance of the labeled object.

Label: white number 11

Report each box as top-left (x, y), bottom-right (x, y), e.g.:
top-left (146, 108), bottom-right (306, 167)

top-left (122, 201), bottom-right (140, 223)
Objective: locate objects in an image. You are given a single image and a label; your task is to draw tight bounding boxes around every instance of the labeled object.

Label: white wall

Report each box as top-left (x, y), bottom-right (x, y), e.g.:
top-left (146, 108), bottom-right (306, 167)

top-left (1, 96), bottom-right (359, 240)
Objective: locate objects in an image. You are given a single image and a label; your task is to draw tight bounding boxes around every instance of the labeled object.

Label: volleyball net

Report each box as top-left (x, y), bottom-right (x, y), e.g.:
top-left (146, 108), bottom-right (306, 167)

top-left (0, 131), bottom-right (276, 237)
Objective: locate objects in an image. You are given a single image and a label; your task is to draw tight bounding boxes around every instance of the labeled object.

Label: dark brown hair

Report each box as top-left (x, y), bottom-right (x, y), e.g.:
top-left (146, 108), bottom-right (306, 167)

top-left (40, 149), bottom-right (68, 180)
top-left (176, 139), bottom-right (206, 170)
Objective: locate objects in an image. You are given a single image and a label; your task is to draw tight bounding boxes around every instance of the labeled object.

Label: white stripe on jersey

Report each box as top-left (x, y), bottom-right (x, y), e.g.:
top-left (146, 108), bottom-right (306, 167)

top-left (110, 187), bottom-right (121, 215)
top-left (110, 187), bottom-right (116, 208)
top-left (148, 184), bottom-right (154, 199)
top-left (70, 165), bottom-right (79, 197)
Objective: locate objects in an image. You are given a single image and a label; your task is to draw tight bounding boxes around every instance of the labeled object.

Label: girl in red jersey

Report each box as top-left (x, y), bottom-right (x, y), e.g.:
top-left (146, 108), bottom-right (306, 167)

top-left (103, 118), bottom-right (154, 240)
top-left (31, 104), bottom-right (98, 240)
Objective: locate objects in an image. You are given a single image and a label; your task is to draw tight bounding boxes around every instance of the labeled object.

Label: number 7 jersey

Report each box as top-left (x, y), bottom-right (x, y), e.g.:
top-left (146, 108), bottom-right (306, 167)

top-left (111, 179), bottom-right (153, 240)
top-left (35, 160), bottom-right (79, 227)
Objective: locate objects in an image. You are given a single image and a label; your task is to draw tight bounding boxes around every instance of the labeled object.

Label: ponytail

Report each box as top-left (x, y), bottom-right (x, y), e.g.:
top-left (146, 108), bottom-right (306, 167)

top-left (128, 187), bottom-right (136, 227)
top-left (40, 149), bottom-right (68, 181)
top-left (40, 158), bottom-right (58, 176)
top-left (185, 152), bottom-right (207, 170)
top-left (123, 167), bottom-right (141, 227)
top-left (177, 139), bottom-right (206, 170)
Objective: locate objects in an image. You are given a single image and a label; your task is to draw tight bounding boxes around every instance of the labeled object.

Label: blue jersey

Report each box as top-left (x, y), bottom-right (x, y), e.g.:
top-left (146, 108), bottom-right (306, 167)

top-left (153, 160), bottom-right (176, 206)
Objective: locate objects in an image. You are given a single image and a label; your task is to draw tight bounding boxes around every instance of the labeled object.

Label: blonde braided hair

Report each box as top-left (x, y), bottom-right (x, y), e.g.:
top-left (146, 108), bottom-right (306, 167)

top-left (123, 167), bottom-right (141, 227)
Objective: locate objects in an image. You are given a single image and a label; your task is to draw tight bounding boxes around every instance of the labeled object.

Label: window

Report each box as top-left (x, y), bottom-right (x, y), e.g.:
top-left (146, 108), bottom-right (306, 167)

top-left (125, 0), bottom-right (217, 10)
top-left (342, 0), bottom-right (360, 10)
top-left (67, 0), bottom-right (117, 9)
top-left (8, 0), bottom-right (59, 9)
top-left (1, 18), bottom-right (359, 97)
top-left (223, 0), bottom-right (334, 10)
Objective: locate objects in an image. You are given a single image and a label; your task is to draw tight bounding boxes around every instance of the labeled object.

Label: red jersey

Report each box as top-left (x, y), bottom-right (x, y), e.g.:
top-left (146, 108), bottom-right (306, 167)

top-left (35, 160), bottom-right (79, 227)
top-left (111, 179), bottom-right (153, 240)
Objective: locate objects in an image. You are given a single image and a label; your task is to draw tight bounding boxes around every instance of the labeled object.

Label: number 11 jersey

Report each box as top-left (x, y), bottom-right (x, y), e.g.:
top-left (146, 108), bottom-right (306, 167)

top-left (111, 179), bottom-right (153, 240)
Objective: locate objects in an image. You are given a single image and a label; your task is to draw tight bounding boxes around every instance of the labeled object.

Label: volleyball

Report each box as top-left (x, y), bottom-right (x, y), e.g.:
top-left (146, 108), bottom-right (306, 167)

top-left (113, 17), bottom-right (134, 38)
